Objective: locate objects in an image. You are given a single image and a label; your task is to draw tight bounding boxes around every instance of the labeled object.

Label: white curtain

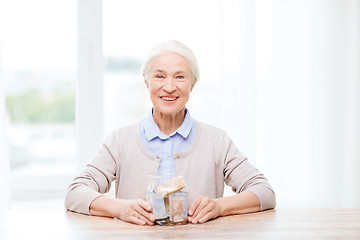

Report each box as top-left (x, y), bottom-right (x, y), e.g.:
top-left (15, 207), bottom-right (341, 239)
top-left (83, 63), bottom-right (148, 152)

top-left (0, 47), bottom-right (10, 210)
top-left (252, 0), bottom-right (360, 207)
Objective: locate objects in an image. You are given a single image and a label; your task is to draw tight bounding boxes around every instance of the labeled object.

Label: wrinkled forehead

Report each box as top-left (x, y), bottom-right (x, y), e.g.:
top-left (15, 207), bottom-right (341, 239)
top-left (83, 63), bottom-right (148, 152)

top-left (147, 52), bottom-right (193, 74)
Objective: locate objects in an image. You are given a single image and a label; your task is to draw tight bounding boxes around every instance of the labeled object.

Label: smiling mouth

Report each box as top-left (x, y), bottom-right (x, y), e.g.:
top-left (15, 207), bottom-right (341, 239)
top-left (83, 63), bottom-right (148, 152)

top-left (161, 96), bottom-right (178, 101)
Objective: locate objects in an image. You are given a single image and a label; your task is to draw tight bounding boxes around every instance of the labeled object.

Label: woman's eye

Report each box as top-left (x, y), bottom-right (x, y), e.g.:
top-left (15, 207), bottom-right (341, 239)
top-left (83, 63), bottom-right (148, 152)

top-left (156, 75), bottom-right (164, 79)
top-left (176, 75), bottom-right (184, 79)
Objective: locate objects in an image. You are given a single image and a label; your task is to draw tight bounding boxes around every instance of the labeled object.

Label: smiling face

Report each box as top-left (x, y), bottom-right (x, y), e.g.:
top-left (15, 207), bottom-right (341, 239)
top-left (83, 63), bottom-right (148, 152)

top-left (145, 52), bottom-right (194, 120)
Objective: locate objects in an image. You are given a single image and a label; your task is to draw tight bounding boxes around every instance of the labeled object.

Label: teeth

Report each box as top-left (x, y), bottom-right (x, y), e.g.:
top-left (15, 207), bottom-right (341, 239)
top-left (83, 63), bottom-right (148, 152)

top-left (162, 97), bottom-right (177, 101)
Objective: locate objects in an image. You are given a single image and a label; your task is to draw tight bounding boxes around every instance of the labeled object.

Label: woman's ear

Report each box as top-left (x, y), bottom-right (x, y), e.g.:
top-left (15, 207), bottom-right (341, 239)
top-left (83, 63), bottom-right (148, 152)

top-left (190, 82), bottom-right (195, 92)
top-left (144, 75), bottom-right (149, 89)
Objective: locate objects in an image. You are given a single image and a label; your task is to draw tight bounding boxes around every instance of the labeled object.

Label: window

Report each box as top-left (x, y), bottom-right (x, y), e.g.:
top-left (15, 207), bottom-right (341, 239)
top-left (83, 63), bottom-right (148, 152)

top-left (102, 0), bottom-right (223, 135)
top-left (0, 0), bottom-right (77, 200)
top-left (102, 0), bottom-right (240, 197)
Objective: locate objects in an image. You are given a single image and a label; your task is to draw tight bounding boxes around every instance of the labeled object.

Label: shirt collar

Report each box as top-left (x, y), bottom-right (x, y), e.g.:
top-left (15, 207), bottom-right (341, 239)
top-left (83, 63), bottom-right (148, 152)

top-left (142, 108), bottom-right (193, 141)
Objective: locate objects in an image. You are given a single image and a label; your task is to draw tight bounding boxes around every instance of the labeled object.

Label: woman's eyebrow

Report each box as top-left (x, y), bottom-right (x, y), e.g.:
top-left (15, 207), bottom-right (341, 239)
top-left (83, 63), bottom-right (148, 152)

top-left (153, 70), bottom-right (186, 75)
top-left (154, 69), bottom-right (165, 73)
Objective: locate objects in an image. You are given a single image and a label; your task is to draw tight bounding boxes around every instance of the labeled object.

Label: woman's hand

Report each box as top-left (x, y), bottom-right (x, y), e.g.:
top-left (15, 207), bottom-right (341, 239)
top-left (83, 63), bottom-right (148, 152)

top-left (187, 192), bottom-right (261, 224)
top-left (89, 196), bottom-right (155, 226)
top-left (117, 199), bottom-right (156, 225)
top-left (187, 195), bottom-right (221, 224)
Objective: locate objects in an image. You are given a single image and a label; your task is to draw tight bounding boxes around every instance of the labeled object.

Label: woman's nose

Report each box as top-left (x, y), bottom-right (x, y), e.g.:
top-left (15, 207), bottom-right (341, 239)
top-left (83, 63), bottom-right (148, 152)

top-left (163, 78), bottom-right (176, 92)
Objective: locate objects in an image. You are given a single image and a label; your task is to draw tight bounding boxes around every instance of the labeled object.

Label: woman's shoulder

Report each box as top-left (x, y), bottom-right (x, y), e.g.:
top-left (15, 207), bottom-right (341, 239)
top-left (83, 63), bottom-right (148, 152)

top-left (106, 121), bottom-right (141, 144)
top-left (194, 119), bottom-right (229, 140)
top-left (191, 119), bottom-right (234, 156)
top-left (112, 121), bottom-right (141, 135)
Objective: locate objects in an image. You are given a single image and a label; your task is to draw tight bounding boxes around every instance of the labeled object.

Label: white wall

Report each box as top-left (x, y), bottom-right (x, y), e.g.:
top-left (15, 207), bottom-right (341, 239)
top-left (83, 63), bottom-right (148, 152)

top-left (254, 0), bottom-right (360, 207)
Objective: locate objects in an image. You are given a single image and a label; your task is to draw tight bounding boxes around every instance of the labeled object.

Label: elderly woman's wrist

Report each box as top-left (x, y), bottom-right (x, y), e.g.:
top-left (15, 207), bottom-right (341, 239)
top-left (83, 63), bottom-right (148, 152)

top-left (215, 197), bottom-right (226, 217)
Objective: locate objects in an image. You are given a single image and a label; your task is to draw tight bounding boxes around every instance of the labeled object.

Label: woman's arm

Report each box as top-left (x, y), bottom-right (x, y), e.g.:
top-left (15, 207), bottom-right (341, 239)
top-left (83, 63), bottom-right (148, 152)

top-left (188, 191), bottom-right (260, 224)
top-left (89, 195), bottom-right (155, 225)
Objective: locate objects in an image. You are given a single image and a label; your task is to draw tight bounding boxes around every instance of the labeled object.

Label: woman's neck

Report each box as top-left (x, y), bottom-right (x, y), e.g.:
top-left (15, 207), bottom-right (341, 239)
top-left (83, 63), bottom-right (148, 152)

top-left (152, 108), bottom-right (186, 136)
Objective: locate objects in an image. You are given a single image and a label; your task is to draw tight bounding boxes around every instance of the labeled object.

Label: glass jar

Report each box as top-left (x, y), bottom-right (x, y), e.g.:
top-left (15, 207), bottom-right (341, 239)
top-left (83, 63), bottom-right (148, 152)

top-left (146, 173), bottom-right (188, 225)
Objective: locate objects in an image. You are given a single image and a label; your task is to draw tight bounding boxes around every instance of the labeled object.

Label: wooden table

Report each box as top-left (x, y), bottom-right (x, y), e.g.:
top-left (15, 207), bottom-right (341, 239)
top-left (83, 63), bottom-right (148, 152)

top-left (1, 209), bottom-right (360, 239)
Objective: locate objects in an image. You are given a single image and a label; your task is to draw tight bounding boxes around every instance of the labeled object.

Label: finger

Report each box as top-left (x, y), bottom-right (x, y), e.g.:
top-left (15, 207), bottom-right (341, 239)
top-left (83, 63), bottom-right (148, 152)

top-left (137, 199), bottom-right (153, 212)
top-left (188, 196), bottom-right (203, 216)
top-left (192, 204), bottom-right (214, 224)
top-left (135, 211), bottom-right (154, 226)
top-left (132, 212), bottom-right (154, 225)
top-left (135, 201), bottom-right (155, 221)
top-left (134, 209), bottom-right (154, 225)
top-left (134, 201), bottom-right (156, 223)
top-left (192, 197), bottom-right (209, 219)
top-left (198, 211), bottom-right (214, 224)
top-left (126, 215), bottom-right (146, 226)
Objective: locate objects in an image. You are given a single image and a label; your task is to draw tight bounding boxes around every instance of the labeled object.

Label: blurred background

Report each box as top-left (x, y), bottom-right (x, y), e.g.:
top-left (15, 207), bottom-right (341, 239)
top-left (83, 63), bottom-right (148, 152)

top-left (0, 0), bottom-right (359, 211)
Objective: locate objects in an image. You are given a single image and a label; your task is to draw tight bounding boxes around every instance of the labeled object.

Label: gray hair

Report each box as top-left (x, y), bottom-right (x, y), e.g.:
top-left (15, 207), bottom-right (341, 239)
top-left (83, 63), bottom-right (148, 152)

top-left (141, 40), bottom-right (200, 86)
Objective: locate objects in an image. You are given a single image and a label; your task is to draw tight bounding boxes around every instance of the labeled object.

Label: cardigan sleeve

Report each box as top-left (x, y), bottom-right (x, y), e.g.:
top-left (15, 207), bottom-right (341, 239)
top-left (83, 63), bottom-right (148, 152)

top-left (64, 131), bottom-right (118, 215)
top-left (223, 136), bottom-right (276, 211)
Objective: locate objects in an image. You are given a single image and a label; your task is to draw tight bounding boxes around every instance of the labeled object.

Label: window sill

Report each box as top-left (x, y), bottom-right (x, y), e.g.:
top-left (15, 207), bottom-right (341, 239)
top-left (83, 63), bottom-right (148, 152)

top-left (10, 162), bottom-right (76, 200)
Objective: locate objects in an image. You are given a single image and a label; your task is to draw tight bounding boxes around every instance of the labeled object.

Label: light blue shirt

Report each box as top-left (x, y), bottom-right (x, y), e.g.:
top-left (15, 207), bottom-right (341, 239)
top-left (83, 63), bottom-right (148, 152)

top-left (140, 108), bottom-right (196, 176)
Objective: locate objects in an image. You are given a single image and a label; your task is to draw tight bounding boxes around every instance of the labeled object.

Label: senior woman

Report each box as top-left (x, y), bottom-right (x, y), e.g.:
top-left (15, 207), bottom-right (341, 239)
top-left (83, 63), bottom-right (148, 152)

top-left (65, 40), bottom-right (276, 225)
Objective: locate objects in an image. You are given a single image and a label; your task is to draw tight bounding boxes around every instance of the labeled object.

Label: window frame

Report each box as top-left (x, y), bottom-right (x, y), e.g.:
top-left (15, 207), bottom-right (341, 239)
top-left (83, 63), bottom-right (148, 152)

top-left (3, 0), bottom-right (104, 202)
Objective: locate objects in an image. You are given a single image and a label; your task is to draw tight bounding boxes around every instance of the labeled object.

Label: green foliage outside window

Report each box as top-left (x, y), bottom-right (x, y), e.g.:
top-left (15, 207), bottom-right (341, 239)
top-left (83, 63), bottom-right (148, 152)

top-left (5, 84), bottom-right (75, 124)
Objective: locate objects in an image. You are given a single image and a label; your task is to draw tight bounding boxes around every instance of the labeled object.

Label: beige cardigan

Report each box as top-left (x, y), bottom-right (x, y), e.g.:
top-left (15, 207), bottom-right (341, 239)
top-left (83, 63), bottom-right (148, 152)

top-left (65, 120), bottom-right (276, 214)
